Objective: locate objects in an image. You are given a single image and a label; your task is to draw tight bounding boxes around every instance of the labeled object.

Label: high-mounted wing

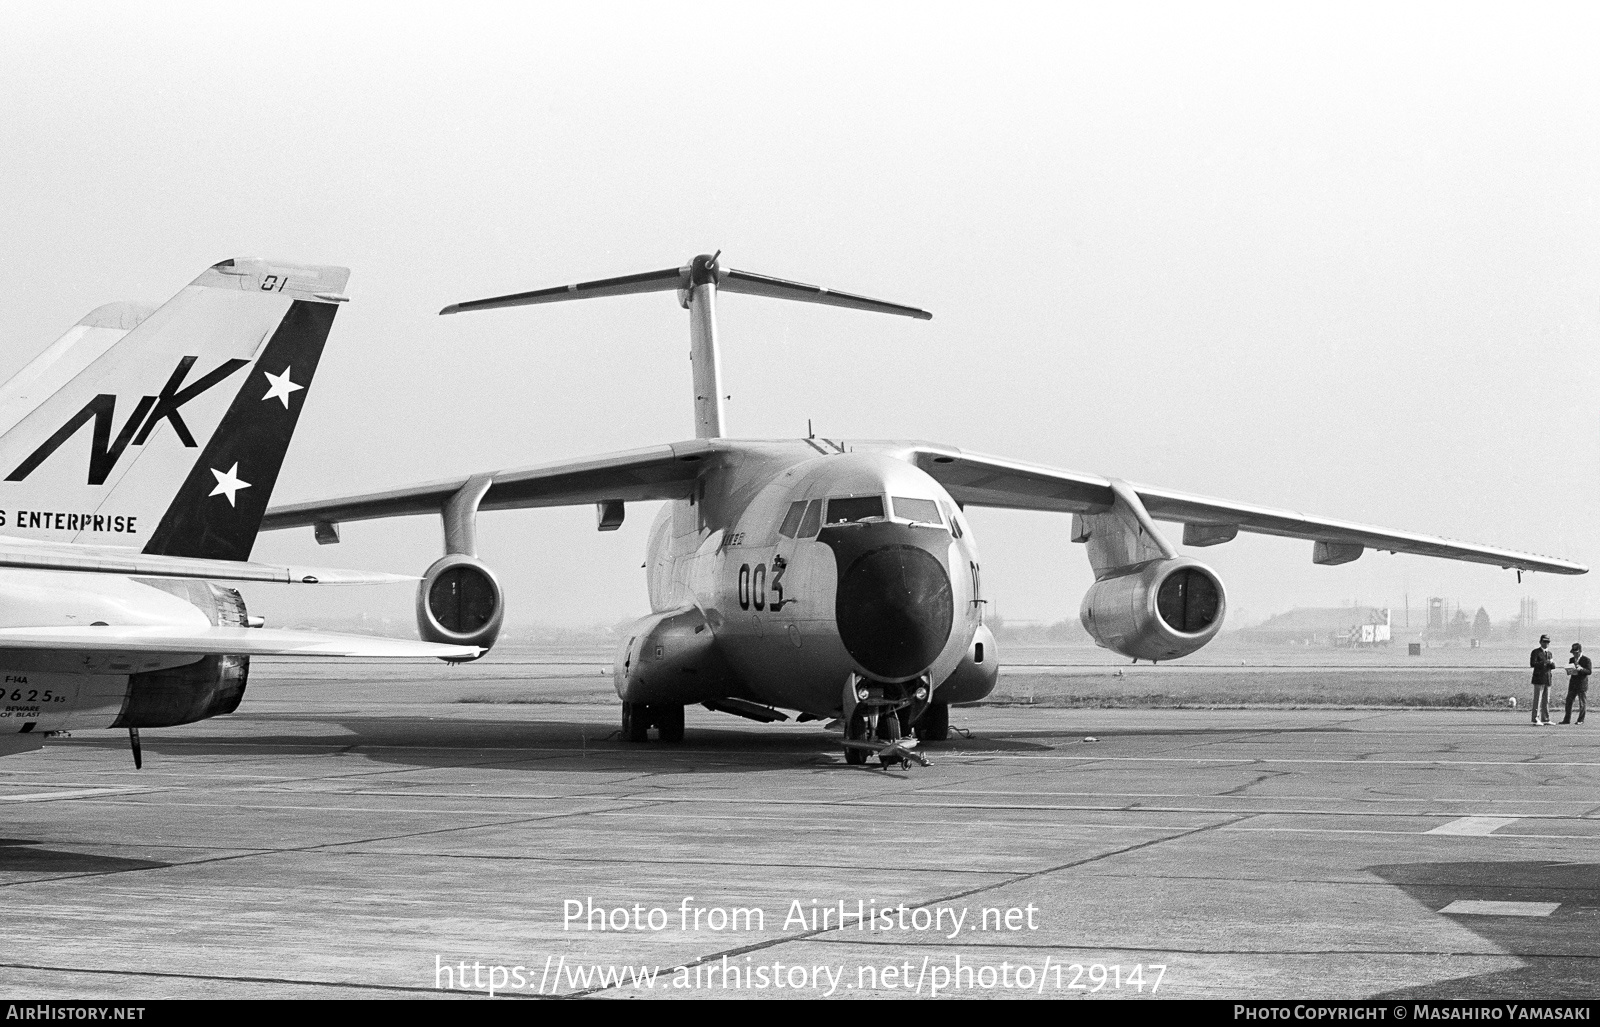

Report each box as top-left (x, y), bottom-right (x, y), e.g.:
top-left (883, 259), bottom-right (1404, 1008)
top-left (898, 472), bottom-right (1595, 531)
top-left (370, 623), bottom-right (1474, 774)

top-left (260, 441), bottom-right (712, 531)
top-left (0, 536), bottom-right (414, 584)
top-left (909, 445), bottom-right (1586, 575)
top-left (0, 624), bottom-right (478, 659)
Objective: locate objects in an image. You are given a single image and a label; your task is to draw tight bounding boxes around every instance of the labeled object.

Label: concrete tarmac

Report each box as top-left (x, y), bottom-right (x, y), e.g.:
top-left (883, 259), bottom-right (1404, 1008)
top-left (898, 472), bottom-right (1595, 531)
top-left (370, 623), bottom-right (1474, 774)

top-left (2, 656), bottom-right (1598, 1000)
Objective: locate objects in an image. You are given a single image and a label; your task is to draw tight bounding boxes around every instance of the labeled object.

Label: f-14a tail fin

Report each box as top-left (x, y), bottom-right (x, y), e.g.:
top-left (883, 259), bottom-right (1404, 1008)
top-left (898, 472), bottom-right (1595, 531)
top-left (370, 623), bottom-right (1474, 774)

top-left (0, 259), bottom-right (350, 561)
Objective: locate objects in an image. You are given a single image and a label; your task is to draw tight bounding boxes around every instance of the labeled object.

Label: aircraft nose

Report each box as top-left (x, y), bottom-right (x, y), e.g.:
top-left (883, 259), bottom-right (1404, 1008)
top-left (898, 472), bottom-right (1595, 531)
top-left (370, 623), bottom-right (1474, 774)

top-left (835, 544), bottom-right (954, 680)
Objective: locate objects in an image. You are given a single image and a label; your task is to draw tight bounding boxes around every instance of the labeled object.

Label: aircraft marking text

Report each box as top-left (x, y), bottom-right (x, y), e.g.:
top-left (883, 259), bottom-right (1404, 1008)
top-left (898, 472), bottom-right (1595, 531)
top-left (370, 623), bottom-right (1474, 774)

top-left (6, 356), bottom-right (249, 484)
top-left (7, 511), bottom-right (138, 533)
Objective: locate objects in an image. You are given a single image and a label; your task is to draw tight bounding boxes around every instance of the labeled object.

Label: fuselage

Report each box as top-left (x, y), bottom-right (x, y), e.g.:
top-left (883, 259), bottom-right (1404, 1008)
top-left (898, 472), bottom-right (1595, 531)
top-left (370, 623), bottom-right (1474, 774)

top-left (616, 440), bottom-right (998, 717)
top-left (0, 569), bottom-right (245, 738)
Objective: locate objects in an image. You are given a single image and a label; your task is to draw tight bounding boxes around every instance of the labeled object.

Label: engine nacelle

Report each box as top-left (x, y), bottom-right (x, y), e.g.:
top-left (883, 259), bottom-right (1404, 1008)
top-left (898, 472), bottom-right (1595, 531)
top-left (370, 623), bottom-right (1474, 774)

top-left (416, 554), bottom-right (504, 655)
top-left (1079, 557), bottom-right (1226, 662)
top-left (117, 582), bottom-right (251, 728)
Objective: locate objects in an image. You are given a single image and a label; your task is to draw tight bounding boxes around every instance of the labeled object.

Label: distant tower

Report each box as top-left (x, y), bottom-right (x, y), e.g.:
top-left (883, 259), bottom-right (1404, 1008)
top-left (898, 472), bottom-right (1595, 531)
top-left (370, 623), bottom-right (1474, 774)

top-left (1428, 597), bottom-right (1445, 631)
top-left (1521, 596), bottom-right (1539, 627)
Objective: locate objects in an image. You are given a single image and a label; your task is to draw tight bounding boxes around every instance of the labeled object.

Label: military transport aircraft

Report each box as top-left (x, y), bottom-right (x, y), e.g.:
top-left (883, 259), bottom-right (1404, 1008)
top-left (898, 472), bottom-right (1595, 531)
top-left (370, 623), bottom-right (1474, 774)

top-left (260, 254), bottom-right (1586, 766)
top-left (0, 258), bottom-right (477, 764)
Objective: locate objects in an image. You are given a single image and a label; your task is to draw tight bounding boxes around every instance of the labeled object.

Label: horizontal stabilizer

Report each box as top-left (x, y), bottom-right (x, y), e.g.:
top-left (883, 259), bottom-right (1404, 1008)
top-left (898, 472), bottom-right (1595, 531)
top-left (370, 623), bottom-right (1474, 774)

top-left (0, 536), bottom-right (415, 584)
top-left (440, 255), bottom-right (930, 320)
top-left (441, 267), bottom-right (685, 314)
top-left (719, 268), bottom-right (931, 319)
top-left (0, 624), bottom-right (479, 659)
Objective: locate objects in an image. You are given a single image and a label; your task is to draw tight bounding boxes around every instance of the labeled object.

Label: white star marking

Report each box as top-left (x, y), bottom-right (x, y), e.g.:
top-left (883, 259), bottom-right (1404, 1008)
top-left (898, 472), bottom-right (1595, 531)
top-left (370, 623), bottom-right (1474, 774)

top-left (261, 366), bottom-right (303, 408)
top-left (209, 463), bottom-right (251, 506)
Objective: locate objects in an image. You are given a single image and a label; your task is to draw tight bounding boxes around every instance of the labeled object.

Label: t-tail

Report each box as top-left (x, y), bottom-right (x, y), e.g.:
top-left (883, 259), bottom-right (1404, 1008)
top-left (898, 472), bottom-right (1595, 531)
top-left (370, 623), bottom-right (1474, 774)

top-left (0, 258), bottom-right (350, 561)
top-left (439, 253), bottom-right (931, 439)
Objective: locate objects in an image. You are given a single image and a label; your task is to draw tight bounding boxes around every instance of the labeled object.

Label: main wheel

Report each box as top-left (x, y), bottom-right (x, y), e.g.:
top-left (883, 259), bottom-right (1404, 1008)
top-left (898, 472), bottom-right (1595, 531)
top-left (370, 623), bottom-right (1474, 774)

top-left (622, 701), bottom-right (650, 743)
top-left (916, 701), bottom-right (950, 742)
top-left (655, 704), bottom-right (685, 743)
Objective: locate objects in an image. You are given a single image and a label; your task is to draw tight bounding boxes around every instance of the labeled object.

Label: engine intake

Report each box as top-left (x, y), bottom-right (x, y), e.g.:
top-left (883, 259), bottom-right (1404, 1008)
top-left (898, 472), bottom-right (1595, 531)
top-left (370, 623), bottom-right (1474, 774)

top-left (1079, 557), bottom-right (1225, 662)
top-left (416, 553), bottom-right (503, 655)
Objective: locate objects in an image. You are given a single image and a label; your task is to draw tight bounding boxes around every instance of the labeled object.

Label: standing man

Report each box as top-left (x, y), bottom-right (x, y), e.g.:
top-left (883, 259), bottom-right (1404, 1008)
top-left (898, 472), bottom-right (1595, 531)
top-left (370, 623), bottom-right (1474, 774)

top-left (1530, 634), bottom-right (1556, 725)
top-left (1561, 643), bottom-right (1591, 724)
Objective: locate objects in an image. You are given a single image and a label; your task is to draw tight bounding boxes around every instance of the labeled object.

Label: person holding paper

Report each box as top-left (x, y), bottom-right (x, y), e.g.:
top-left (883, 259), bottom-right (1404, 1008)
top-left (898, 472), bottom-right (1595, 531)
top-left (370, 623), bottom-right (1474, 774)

top-left (1561, 642), bottom-right (1591, 724)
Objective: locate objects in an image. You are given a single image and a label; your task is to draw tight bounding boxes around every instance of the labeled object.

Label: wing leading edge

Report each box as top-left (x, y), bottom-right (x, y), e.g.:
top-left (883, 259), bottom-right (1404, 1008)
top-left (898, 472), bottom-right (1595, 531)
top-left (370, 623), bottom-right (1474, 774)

top-left (257, 435), bottom-right (1584, 576)
top-left (259, 441), bottom-right (709, 531)
top-left (909, 446), bottom-right (1586, 575)
top-left (0, 624), bottom-right (479, 659)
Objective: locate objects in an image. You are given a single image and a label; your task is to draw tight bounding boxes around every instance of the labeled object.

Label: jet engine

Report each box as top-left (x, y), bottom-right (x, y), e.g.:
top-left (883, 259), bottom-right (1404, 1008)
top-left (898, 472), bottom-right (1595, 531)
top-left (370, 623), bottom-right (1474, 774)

top-left (115, 583), bottom-right (250, 728)
top-left (416, 553), bottom-right (503, 654)
top-left (1079, 557), bottom-right (1226, 662)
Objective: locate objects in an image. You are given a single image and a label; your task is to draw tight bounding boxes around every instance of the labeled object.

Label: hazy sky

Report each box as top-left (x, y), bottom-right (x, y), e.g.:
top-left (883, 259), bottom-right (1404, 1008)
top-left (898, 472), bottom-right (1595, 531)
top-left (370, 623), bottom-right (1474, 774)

top-left (4, 2), bottom-right (1598, 631)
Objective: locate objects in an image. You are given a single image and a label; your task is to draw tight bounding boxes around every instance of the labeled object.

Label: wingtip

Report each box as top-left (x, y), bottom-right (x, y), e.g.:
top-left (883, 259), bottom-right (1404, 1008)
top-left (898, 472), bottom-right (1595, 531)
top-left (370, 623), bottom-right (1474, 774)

top-left (439, 304), bottom-right (460, 316)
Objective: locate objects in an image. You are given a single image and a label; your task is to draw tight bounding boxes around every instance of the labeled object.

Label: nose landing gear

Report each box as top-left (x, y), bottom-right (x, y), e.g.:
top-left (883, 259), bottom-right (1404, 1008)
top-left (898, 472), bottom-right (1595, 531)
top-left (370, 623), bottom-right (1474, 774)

top-left (841, 674), bottom-right (934, 769)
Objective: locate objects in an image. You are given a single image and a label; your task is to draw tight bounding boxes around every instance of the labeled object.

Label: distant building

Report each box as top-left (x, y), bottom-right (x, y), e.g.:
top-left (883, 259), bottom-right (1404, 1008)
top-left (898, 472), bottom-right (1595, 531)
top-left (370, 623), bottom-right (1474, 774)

top-left (1473, 607), bottom-right (1492, 640)
top-left (1239, 607), bottom-right (1392, 646)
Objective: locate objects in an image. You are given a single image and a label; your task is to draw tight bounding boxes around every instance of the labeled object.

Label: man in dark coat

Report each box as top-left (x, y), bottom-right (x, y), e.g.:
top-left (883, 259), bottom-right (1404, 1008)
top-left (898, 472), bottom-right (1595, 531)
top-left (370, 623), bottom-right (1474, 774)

top-left (1561, 642), bottom-right (1591, 724)
top-left (1530, 634), bottom-right (1556, 725)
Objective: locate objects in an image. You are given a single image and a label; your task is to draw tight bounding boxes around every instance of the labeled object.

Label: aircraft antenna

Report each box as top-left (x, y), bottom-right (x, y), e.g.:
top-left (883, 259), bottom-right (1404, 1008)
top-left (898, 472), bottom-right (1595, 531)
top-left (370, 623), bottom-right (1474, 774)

top-left (441, 254), bottom-right (930, 440)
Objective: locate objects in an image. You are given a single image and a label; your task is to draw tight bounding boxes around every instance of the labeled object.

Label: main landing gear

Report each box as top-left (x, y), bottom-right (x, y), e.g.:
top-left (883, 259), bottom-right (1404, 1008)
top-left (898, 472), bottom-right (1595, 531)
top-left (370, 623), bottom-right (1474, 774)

top-left (621, 702), bottom-right (684, 743)
top-left (914, 701), bottom-right (950, 742)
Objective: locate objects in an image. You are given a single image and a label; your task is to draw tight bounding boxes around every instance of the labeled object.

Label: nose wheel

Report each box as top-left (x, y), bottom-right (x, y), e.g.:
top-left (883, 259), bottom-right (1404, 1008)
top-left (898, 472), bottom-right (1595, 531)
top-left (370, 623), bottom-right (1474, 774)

top-left (841, 680), bottom-right (933, 769)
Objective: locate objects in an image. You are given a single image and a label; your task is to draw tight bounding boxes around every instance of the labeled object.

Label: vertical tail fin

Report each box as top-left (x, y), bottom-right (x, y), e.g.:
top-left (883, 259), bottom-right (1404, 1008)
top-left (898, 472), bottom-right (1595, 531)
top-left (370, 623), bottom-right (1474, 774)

top-left (0, 301), bottom-right (155, 439)
top-left (0, 259), bottom-right (350, 561)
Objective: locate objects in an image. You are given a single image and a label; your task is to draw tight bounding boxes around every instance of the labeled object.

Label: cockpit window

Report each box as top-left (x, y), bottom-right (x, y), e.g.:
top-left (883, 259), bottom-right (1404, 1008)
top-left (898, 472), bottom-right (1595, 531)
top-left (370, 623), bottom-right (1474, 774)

top-left (797, 499), bottom-right (822, 537)
top-left (778, 500), bottom-right (806, 538)
top-left (942, 500), bottom-right (964, 539)
top-left (892, 496), bottom-right (942, 525)
top-left (824, 495), bottom-right (885, 524)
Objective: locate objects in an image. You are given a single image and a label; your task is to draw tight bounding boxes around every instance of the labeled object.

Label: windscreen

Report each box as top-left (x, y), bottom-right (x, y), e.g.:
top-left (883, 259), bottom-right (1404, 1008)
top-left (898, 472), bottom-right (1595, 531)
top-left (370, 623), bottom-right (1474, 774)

top-left (778, 500), bottom-right (806, 538)
top-left (797, 499), bottom-right (822, 537)
top-left (892, 497), bottom-right (942, 525)
top-left (825, 496), bottom-right (885, 524)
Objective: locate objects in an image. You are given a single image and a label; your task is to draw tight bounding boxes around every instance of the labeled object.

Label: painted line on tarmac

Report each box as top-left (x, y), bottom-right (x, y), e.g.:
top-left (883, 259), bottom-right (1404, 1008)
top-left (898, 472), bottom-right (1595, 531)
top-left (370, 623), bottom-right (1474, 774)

top-left (1439, 900), bottom-right (1560, 917)
top-left (0, 787), bottom-right (154, 802)
top-left (66, 741), bottom-right (1600, 770)
top-left (40, 791), bottom-right (1600, 827)
top-left (1223, 825), bottom-right (1599, 840)
top-left (944, 754), bottom-right (1600, 768)
top-left (1427, 816), bottom-right (1521, 836)
top-left (921, 788), bottom-right (1592, 807)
